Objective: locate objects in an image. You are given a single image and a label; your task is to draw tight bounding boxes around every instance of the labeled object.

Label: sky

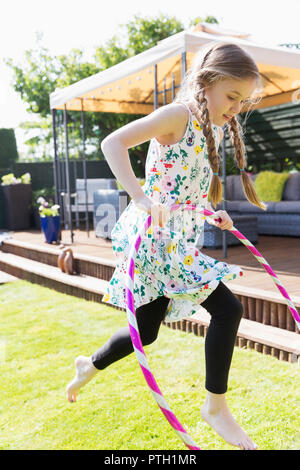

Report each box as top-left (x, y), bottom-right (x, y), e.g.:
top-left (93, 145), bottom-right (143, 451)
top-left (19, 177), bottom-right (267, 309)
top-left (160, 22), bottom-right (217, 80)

top-left (1, 0), bottom-right (299, 157)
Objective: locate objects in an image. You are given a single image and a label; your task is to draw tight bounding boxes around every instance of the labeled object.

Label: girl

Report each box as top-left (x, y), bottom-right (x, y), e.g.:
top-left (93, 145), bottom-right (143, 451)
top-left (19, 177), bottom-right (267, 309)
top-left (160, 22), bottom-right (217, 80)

top-left (66, 41), bottom-right (266, 450)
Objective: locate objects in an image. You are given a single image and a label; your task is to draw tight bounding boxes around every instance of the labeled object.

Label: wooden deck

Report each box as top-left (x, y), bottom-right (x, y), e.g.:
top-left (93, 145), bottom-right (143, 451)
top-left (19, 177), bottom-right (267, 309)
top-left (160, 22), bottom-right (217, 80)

top-left (8, 228), bottom-right (300, 298)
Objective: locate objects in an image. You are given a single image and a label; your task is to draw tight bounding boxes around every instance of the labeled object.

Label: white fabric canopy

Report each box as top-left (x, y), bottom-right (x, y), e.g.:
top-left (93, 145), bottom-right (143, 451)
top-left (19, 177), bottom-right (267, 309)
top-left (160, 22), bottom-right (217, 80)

top-left (50, 27), bottom-right (300, 114)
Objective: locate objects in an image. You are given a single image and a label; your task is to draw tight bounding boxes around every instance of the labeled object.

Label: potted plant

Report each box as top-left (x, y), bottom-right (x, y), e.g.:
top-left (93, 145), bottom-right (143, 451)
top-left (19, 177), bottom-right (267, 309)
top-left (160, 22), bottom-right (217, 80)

top-left (1, 172), bottom-right (32, 230)
top-left (31, 187), bottom-right (56, 229)
top-left (37, 196), bottom-right (61, 244)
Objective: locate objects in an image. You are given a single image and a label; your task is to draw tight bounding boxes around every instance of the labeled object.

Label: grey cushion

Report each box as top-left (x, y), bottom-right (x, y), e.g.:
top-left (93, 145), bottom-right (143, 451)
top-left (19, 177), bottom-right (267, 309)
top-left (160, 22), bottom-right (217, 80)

top-left (282, 172), bottom-right (300, 201)
top-left (69, 179), bottom-right (118, 212)
top-left (273, 201), bottom-right (300, 213)
top-left (230, 173), bottom-right (257, 201)
top-left (238, 201), bottom-right (277, 213)
top-left (74, 178), bottom-right (118, 207)
top-left (233, 175), bottom-right (247, 200)
top-left (219, 201), bottom-right (241, 211)
top-left (93, 189), bottom-right (129, 239)
top-left (224, 175), bottom-right (236, 200)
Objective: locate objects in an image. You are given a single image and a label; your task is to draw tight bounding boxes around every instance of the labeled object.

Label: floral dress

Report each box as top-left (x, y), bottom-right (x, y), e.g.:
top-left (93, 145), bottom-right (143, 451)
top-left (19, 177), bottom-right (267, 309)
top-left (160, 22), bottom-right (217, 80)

top-left (102, 103), bottom-right (243, 322)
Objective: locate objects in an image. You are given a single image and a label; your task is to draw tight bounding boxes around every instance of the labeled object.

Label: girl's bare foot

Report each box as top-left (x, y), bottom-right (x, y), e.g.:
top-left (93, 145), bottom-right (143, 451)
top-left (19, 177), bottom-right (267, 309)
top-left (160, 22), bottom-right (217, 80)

top-left (66, 355), bottom-right (98, 403)
top-left (201, 392), bottom-right (258, 450)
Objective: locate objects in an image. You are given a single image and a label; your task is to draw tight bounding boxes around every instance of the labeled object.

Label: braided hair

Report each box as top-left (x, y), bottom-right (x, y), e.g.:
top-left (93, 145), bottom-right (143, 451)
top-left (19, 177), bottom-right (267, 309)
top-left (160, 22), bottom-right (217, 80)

top-left (175, 41), bottom-right (267, 211)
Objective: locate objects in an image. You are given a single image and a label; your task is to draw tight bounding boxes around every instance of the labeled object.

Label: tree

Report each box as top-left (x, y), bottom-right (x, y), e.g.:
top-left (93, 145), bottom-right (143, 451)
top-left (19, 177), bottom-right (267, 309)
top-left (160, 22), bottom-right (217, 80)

top-left (5, 32), bottom-right (99, 118)
top-left (93, 13), bottom-right (184, 172)
top-left (4, 14), bottom-right (219, 175)
top-left (0, 129), bottom-right (19, 170)
top-left (18, 116), bottom-right (54, 161)
top-left (189, 16), bottom-right (219, 27)
top-left (4, 31), bottom-right (102, 162)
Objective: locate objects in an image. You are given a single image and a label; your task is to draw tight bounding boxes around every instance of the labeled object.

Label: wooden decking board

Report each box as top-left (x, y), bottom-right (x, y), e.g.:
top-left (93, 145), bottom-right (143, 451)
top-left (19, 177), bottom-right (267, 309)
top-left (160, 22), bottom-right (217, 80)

top-left (0, 251), bottom-right (108, 294)
top-left (229, 283), bottom-right (300, 308)
top-left (1, 238), bottom-right (116, 268)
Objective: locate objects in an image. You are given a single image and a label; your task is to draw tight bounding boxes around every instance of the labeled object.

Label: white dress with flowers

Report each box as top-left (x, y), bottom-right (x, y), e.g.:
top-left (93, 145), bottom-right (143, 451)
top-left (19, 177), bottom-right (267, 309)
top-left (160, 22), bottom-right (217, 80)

top-left (102, 103), bottom-right (243, 322)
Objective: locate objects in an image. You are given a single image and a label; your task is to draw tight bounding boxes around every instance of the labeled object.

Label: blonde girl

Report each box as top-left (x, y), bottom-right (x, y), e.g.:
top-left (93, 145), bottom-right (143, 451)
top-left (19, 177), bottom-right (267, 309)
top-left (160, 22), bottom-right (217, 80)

top-left (67, 41), bottom-right (265, 450)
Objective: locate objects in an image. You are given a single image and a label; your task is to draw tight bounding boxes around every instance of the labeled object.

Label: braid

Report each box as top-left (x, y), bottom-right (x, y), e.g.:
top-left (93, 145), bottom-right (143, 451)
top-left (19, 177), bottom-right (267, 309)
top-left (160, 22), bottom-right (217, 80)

top-left (227, 117), bottom-right (267, 210)
top-left (226, 117), bottom-right (246, 170)
top-left (174, 40), bottom-right (266, 211)
top-left (188, 83), bottom-right (223, 208)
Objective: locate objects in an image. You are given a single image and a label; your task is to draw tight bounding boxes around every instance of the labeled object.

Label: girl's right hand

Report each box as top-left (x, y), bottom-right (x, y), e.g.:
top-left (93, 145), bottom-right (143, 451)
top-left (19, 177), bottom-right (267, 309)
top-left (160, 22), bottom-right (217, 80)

top-left (133, 195), bottom-right (170, 228)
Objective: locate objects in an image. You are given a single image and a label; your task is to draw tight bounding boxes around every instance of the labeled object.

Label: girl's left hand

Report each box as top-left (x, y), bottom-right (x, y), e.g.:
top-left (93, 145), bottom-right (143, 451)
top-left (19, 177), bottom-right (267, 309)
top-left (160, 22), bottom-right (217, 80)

top-left (207, 210), bottom-right (234, 230)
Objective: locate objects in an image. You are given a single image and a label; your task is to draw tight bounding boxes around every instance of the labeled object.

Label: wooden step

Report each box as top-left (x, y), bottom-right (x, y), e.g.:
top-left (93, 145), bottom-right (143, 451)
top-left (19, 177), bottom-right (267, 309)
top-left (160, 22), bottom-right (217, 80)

top-left (164, 309), bottom-right (300, 363)
top-left (0, 250), bottom-right (110, 305)
top-left (230, 282), bottom-right (300, 308)
top-left (0, 238), bottom-right (115, 282)
top-left (230, 283), bottom-right (299, 333)
top-left (0, 250), bottom-right (299, 364)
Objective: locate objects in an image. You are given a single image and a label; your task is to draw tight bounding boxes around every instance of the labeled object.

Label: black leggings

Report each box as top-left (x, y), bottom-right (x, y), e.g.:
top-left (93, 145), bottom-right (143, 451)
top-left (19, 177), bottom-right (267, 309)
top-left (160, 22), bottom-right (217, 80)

top-left (91, 281), bottom-right (243, 394)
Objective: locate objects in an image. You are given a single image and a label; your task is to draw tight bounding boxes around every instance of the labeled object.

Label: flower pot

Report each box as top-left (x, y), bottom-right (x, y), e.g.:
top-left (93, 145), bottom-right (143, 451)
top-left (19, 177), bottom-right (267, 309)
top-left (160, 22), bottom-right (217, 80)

top-left (40, 215), bottom-right (60, 243)
top-left (1, 183), bottom-right (32, 230)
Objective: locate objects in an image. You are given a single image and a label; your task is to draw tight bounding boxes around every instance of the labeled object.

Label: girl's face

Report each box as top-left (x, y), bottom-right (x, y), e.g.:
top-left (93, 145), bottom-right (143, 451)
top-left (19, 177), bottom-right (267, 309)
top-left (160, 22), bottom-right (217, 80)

top-left (204, 77), bottom-right (258, 127)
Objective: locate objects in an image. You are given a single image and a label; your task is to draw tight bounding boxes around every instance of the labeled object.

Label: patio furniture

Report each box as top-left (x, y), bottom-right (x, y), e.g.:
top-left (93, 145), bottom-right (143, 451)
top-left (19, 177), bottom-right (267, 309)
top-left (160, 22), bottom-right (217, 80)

top-left (1, 183), bottom-right (32, 230)
top-left (62, 178), bottom-right (118, 212)
top-left (200, 214), bottom-right (258, 249)
top-left (61, 178), bottom-right (118, 228)
top-left (215, 172), bottom-right (300, 237)
top-left (93, 189), bottom-right (130, 239)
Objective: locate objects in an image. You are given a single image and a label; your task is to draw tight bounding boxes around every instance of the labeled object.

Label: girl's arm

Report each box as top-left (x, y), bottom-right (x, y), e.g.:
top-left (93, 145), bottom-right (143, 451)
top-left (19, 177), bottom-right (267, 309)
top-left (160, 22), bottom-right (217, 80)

top-left (100, 103), bottom-right (188, 201)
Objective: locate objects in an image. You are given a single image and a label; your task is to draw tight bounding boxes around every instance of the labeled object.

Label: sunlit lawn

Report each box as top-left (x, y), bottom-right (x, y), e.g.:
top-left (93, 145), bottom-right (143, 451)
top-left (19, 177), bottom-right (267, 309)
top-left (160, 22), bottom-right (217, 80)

top-left (0, 280), bottom-right (299, 450)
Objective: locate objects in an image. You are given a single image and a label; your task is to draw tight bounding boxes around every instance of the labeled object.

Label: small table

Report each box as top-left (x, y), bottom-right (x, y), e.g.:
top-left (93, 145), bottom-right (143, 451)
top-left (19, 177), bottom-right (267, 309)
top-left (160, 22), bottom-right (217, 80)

top-left (200, 214), bottom-right (258, 249)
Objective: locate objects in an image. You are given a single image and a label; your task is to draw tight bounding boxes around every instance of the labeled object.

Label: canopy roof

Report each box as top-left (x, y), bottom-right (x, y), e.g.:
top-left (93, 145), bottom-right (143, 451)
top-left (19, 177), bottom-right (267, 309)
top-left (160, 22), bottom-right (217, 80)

top-left (50, 24), bottom-right (300, 114)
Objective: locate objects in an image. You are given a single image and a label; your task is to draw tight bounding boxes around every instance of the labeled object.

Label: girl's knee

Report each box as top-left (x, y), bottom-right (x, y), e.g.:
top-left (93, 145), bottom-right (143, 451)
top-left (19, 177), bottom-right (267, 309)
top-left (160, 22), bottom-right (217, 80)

top-left (214, 297), bottom-right (243, 325)
top-left (140, 330), bottom-right (158, 346)
top-left (228, 297), bottom-right (244, 322)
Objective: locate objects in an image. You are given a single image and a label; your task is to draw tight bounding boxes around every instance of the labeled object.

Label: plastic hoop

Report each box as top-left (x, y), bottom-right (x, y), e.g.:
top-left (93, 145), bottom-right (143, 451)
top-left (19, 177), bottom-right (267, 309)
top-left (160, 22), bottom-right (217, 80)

top-left (125, 203), bottom-right (300, 450)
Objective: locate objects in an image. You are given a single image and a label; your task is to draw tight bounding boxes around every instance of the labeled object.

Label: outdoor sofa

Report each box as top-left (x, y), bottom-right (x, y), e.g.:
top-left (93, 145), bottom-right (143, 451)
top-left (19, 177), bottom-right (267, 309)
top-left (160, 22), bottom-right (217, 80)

top-left (215, 172), bottom-right (300, 237)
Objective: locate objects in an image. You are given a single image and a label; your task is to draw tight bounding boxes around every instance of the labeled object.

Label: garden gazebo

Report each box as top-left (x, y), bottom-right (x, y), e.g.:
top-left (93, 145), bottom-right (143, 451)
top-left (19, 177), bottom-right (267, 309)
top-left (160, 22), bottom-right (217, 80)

top-left (49, 23), bottom-right (300, 250)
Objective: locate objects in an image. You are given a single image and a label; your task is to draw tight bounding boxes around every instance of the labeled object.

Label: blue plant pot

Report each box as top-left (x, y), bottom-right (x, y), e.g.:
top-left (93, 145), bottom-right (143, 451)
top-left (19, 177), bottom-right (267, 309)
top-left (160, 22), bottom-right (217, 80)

top-left (40, 215), bottom-right (60, 243)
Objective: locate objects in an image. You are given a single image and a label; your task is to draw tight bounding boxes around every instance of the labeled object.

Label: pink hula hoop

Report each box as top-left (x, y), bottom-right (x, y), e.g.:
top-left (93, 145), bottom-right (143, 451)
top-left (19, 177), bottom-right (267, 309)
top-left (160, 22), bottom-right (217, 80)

top-left (125, 203), bottom-right (300, 450)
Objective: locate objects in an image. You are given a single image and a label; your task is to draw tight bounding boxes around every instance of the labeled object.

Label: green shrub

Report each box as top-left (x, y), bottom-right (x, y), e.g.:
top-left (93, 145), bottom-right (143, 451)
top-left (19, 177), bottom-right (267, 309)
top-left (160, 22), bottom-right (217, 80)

top-left (0, 129), bottom-right (19, 169)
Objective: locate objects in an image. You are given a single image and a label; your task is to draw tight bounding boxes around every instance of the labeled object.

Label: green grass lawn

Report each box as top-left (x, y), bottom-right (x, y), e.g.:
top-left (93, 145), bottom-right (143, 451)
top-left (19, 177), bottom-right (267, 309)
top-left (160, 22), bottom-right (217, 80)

top-left (0, 280), bottom-right (299, 450)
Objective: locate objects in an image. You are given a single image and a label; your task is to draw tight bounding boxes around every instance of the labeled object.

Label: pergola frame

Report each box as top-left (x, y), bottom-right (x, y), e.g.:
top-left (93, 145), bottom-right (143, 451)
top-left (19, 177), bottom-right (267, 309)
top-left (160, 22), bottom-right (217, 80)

top-left (50, 28), bottom-right (300, 252)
